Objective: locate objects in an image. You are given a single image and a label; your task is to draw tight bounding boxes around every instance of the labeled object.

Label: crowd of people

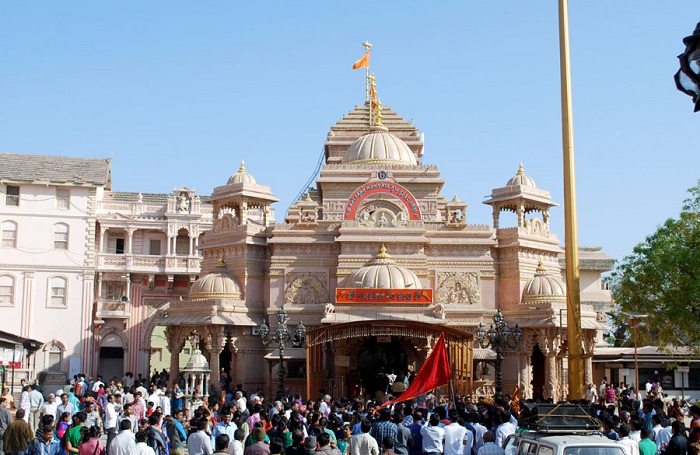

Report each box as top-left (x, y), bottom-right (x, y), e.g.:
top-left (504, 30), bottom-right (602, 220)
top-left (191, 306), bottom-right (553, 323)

top-left (0, 370), bottom-right (698, 455)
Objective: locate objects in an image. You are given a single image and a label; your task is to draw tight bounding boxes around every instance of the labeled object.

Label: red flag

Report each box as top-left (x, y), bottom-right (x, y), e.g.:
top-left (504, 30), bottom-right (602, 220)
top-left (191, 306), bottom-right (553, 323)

top-left (511, 387), bottom-right (521, 413)
top-left (381, 333), bottom-right (451, 408)
top-left (352, 50), bottom-right (370, 70)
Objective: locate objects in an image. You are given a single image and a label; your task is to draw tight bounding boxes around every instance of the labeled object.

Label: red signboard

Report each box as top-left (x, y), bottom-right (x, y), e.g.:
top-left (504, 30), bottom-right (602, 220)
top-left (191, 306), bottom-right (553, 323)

top-left (344, 180), bottom-right (422, 221)
top-left (336, 288), bottom-right (432, 304)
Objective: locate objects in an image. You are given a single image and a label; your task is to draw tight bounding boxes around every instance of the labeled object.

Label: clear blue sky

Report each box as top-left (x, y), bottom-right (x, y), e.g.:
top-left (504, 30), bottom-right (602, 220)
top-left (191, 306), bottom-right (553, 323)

top-left (1, 2), bottom-right (697, 263)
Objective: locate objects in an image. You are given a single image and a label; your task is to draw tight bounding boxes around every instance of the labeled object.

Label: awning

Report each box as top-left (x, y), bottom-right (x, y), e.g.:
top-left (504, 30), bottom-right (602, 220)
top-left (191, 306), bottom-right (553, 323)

top-left (164, 313), bottom-right (258, 327)
top-left (263, 347), bottom-right (306, 360)
top-left (0, 330), bottom-right (43, 351)
top-left (472, 348), bottom-right (497, 360)
top-left (321, 311), bottom-right (448, 325)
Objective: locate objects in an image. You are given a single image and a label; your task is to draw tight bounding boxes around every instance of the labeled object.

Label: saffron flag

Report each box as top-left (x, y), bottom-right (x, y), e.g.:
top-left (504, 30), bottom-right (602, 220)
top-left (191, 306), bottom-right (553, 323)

top-left (511, 386), bottom-right (521, 413)
top-left (381, 332), bottom-right (451, 408)
top-left (352, 50), bottom-right (370, 70)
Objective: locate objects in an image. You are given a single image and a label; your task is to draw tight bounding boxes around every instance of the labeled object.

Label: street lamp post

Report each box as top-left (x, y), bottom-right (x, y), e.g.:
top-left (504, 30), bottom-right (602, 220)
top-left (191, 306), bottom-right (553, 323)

top-left (258, 306), bottom-right (306, 400)
top-left (475, 310), bottom-right (523, 400)
top-left (621, 311), bottom-right (648, 396)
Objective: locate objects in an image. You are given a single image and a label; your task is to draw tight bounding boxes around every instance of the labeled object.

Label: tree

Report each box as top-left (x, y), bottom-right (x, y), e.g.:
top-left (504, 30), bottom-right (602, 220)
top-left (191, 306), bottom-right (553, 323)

top-left (610, 181), bottom-right (700, 352)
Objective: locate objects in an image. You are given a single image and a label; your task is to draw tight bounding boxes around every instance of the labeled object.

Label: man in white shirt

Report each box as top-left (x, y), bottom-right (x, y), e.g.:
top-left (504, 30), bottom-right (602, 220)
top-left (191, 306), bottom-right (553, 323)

top-left (444, 410), bottom-right (472, 455)
top-left (133, 429), bottom-right (156, 455)
top-left (234, 391), bottom-right (247, 416)
top-left (495, 412), bottom-right (517, 448)
top-left (105, 394), bottom-right (120, 452)
top-left (39, 394), bottom-right (58, 421)
top-left (651, 415), bottom-right (670, 455)
top-left (188, 419), bottom-right (213, 455)
top-left (319, 395), bottom-right (332, 418)
top-left (618, 425), bottom-right (639, 455)
top-left (350, 419), bottom-right (379, 455)
top-left (420, 414), bottom-right (445, 455)
top-left (110, 420), bottom-right (136, 455)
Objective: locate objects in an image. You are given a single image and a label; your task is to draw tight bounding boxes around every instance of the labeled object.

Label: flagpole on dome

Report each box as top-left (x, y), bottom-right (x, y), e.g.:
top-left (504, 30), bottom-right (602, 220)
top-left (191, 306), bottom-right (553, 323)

top-left (352, 41), bottom-right (373, 126)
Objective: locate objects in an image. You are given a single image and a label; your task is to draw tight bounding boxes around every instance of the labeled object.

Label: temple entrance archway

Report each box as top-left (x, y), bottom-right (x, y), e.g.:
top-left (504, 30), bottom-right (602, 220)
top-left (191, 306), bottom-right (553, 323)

top-left (305, 320), bottom-right (473, 399)
top-left (357, 338), bottom-right (408, 399)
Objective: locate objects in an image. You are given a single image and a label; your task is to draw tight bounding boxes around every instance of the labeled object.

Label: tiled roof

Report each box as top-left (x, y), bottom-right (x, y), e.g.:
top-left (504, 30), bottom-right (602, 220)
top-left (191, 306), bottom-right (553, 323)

top-left (0, 153), bottom-right (111, 187)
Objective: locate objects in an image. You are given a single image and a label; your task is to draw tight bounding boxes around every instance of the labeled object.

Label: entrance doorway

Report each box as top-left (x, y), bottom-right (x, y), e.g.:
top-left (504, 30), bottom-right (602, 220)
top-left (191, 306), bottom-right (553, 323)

top-left (531, 344), bottom-right (545, 401)
top-left (99, 347), bottom-right (124, 381)
top-left (357, 337), bottom-right (407, 399)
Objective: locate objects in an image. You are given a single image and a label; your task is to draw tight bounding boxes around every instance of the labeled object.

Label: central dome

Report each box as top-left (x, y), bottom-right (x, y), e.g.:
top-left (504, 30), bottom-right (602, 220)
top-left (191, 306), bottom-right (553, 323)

top-left (227, 161), bottom-right (257, 185)
top-left (189, 259), bottom-right (242, 301)
top-left (345, 246), bottom-right (421, 289)
top-left (506, 163), bottom-right (536, 187)
top-left (343, 127), bottom-right (417, 165)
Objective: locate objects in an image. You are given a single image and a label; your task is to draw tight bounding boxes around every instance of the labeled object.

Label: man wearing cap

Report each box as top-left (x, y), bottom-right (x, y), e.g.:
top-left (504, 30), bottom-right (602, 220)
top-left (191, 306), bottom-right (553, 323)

top-left (244, 427), bottom-right (269, 455)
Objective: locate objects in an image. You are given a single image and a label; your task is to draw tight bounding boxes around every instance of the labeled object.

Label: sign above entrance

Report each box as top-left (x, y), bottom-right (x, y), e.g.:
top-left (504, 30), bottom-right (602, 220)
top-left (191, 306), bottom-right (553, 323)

top-left (344, 173), bottom-right (422, 221)
top-left (336, 288), bottom-right (432, 304)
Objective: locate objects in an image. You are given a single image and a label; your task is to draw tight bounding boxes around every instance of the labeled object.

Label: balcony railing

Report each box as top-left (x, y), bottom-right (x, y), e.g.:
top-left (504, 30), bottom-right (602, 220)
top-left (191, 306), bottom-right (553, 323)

top-left (96, 253), bottom-right (202, 274)
top-left (96, 299), bottom-right (130, 319)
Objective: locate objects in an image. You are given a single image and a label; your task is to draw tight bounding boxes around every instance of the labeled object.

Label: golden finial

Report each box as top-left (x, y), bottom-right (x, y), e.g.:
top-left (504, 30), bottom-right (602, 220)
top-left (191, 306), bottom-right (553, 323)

top-left (536, 260), bottom-right (546, 273)
top-left (376, 244), bottom-right (391, 259)
top-left (374, 98), bottom-right (384, 127)
top-left (517, 163), bottom-right (525, 175)
top-left (239, 161), bottom-right (247, 173)
top-left (218, 255), bottom-right (225, 266)
top-left (303, 193), bottom-right (312, 201)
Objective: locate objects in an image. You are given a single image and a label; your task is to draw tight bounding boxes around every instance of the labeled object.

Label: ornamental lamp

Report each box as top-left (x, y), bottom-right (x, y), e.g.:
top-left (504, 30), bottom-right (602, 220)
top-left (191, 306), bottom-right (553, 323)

top-left (674, 21), bottom-right (700, 112)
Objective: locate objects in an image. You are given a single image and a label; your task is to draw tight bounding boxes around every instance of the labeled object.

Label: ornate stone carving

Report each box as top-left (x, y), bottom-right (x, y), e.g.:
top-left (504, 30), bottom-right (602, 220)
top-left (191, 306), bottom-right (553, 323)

top-left (436, 272), bottom-right (480, 305)
top-left (431, 303), bottom-right (445, 319)
top-left (285, 272), bottom-right (328, 305)
top-left (324, 303), bottom-right (335, 317)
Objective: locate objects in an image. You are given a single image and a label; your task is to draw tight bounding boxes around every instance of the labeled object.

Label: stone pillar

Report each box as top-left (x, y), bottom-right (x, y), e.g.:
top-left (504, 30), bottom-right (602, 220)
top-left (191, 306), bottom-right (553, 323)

top-left (492, 206), bottom-right (500, 229)
top-left (517, 204), bottom-right (525, 227)
top-left (240, 202), bottom-right (248, 225)
top-left (165, 326), bottom-right (186, 387)
top-left (205, 326), bottom-right (225, 393)
top-left (544, 353), bottom-right (557, 401)
top-left (126, 228), bottom-right (135, 254)
top-left (518, 353), bottom-right (531, 399)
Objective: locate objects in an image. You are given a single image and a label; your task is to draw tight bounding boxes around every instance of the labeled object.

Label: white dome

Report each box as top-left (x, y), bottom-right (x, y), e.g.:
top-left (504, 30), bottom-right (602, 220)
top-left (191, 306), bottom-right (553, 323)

top-left (522, 262), bottom-right (566, 304)
top-left (506, 163), bottom-right (536, 187)
top-left (189, 261), bottom-right (242, 301)
top-left (345, 246), bottom-right (421, 289)
top-left (343, 127), bottom-right (417, 165)
top-left (227, 161), bottom-right (257, 185)
top-left (184, 349), bottom-right (209, 370)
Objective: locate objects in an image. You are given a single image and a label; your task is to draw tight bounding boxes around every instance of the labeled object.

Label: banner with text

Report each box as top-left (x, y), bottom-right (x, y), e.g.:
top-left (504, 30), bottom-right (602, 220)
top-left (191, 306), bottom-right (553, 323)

top-left (336, 288), bottom-right (432, 304)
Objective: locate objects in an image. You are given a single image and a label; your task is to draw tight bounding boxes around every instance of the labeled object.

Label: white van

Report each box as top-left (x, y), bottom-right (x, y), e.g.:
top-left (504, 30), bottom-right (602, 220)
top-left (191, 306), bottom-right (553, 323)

top-left (503, 431), bottom-right (630, 455)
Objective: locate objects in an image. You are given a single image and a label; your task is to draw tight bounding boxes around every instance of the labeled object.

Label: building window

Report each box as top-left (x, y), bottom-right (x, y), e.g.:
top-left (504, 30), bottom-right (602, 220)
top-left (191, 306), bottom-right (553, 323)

top-left (149, 239), bottom-right (161, 255)
top-left (5, 185), bottom-right (19, 207)
top-left (47, 342), bottom-right (64, 372)
top-left (48, 276), bottom-right (67, 307)
top-left (0, 275), bottom-right (14, 306)
top-left (53, 223), bottom-right (69, 250)
top-left (101, 282), bottom-right (121, 300)
top-left (55, 188), bottom-right (70, 210)
top-left (108, 237), bottom-right (125, 254)
top-left (1, 221), bottom-right (17, 248)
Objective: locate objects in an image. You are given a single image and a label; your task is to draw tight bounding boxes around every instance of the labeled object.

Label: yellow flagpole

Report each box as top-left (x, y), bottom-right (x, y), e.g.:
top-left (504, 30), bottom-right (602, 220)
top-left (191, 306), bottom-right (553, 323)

top-left (558, 0), bottom-right (584, 400)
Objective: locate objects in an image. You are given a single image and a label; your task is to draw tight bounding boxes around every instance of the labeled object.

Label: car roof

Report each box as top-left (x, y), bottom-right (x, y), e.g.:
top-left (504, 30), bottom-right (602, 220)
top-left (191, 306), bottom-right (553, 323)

top-left (510, 432), bottom-right (623, 446)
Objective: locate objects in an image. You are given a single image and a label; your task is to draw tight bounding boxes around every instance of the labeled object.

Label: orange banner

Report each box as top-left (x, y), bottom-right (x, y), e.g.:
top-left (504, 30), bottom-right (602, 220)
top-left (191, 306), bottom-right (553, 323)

top-left (336, 288), bottom-right (432, 304)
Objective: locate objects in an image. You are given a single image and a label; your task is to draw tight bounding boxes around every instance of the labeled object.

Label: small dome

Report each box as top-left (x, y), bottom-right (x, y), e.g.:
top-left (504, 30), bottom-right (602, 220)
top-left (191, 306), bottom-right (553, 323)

top-left (227, 161), bottom-right (257, 185)
top-left (506, 163), bottom-right (536, 188)
top-left (345, 246), bottom-right (421, 289)
top-left (522, 262), bottom-right (566, 304)
top-left (343, 127), bottom-right (417, 165)
top-left (184, 349), bottom-right (209, 370)
top-left (189, 259), bottom-right (242, 301)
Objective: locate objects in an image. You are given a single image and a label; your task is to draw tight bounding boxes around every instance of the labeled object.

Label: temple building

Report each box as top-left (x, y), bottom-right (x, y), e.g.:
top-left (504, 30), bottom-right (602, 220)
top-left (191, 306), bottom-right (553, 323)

top-left (0, 88), bottom-right (614, 402)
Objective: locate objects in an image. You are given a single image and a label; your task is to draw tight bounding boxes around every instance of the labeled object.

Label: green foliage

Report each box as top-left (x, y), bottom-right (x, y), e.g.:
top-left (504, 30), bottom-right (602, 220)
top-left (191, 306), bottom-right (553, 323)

top-left (610, 181), bottom-right (700, 352)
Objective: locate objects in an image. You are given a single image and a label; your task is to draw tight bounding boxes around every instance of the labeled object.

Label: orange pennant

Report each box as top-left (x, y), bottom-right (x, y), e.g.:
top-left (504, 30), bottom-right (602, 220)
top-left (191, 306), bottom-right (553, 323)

top-left (352, 50), bottom-right (370, 70)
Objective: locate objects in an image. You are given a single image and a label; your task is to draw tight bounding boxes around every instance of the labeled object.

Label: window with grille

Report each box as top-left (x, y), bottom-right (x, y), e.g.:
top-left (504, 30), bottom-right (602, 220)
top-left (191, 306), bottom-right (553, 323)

top-left (102, 283), bottom-right (121, 300)
top-left (47, 343), bottom-right (63, 371)
top-left (1, 221), bottom-right (17, 248)
top-left (149, 239), bottom-right (161, 255)
top-left (0, 275), bottom-right (13, 306)
top-left (56, 188), bottom-right (70, 210)
top-left (49, 277), bottom-right (67, 307)
top-left (5, 186), bottom-right (19, 206)
top-left (53, 224), bottom-right (69, 250)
